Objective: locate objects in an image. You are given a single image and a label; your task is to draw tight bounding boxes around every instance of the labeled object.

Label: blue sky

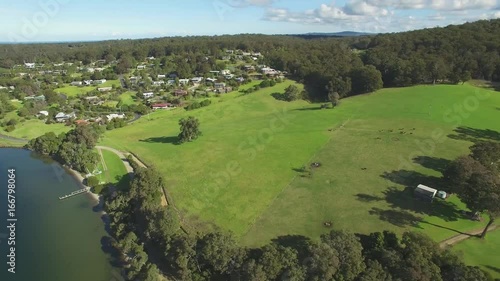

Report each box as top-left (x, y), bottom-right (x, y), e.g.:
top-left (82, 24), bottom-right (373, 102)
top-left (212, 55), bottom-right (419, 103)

top-left (1, 0), bottom-right (499, 42)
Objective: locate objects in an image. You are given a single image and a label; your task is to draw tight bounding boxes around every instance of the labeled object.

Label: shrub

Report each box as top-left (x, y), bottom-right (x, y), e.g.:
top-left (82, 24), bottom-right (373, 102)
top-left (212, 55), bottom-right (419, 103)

top-left (86, 176), bottom-right (100, 188)
top-left (4, 125), bottom-right (15, 132)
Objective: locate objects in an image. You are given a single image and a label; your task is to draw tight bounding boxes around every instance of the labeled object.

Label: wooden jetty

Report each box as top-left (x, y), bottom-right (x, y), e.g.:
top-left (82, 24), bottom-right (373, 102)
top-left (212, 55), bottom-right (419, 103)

top-left (59, 187), bottom-right (91, 200)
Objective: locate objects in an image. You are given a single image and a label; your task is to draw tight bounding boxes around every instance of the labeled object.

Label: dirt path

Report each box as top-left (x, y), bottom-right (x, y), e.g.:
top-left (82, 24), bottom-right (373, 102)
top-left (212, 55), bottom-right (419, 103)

top-left (439, 225), bottom-right (498, 248)
top-left (96, 145), bottom-right (168, 207)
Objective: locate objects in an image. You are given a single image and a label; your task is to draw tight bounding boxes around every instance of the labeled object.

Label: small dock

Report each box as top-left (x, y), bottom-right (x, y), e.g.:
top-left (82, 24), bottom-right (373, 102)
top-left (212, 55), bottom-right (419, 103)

top-left (59, 187), bottom-right (91, 200)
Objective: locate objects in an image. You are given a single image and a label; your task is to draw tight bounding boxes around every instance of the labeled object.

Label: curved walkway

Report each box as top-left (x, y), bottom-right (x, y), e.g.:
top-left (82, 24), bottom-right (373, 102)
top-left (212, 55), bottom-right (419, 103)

top-left (439, 225), bottom-right (498, 248)
top-left (0, 133), bottom-right (28, 143)
top-left (96, 145), bottom-right (168, 207)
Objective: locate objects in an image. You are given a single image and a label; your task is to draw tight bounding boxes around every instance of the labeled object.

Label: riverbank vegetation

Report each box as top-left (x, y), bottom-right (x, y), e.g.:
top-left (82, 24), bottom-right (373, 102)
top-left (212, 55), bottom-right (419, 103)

top-left (26, 124), bottom-right (103, 174)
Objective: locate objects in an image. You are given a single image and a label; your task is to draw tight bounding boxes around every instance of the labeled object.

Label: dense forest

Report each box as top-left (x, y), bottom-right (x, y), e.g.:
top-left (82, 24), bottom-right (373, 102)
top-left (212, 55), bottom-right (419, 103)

top-left (1, 19), bottom-right (500, 101)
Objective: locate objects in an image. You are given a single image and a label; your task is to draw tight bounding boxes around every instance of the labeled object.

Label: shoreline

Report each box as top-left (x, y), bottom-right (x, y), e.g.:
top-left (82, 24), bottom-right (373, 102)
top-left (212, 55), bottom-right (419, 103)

top-left (63, 165), bottom-right (107, 214)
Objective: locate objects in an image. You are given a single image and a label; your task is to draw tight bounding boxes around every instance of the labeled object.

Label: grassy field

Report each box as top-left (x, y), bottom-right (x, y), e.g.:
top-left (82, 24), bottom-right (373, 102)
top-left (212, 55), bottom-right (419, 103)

top-left (101, 82), bottom-right (500, 246)
top-left (55, 85), bottom-right (96, 97)
top-left (453, 229), bottom-right (500, 279)
top-left (96, 149), bottom-right (128, 188)
top-left (0, 110), bottom-right (70, 140)
top-left (119, 91), bottom-right (138, 105)
top-left (54, 80), bottom-right (120, 97)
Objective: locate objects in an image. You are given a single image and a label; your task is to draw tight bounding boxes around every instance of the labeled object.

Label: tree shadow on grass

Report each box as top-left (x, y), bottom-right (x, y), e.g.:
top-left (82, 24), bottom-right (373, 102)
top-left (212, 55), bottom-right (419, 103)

top-left (412, 156), bottom-right (451, 173)
top-left (418, 220), bottom-right (476, 236)
top-left (447, 127), bottom-right (500, 143)
top-left (355, 193), bottom-right (384, 203)
top-left (139, 136), bottom-right (180, 145)
top-left (483, 265), bottom-right (500, 274)
top-left (381, 170), bottom-right (443, 189)
top-left (368, 207), bottom-right (423, 228)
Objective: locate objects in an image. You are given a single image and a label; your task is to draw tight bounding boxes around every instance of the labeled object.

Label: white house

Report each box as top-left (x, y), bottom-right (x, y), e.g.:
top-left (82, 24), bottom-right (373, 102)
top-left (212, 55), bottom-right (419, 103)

top-left (147, 56), bottom-right (155, 60)
top-left (106, 113), bottom-right (126, 121)
top-left (178, 79), bottom-right (189, 85)
top-left (71, 81), bottom-right (83, 86)
top-left (225, 74), bottom-right (235, 79)
top-left (24, 63), bottom-right (35, 69)
top-left (221, 69), bottom-right (231, 75)
top-left (235, 77), bottom-right (245, 83)
top-left (191, 77), bottom-right (203, 83)
top-left (83, 80), bottom-right (93, 85)
top-left (98, 87), bottom-right (113, 92)
top-left (137, 65), bottom-right (146, 70)
top-left (143, 92), bottom-right (154, 99)
top-left (153, 81), bottom-right (165, 86)
top-left (55, 112), bottom-right (76, 122)
top-left (157, 74), bottom-right (166, 79)
top-left (93, 79), bottom-right (107, 85)
top-left (38, 111), bottom-right (49, 117)
top-left (167, 80), bottom-right (176, 85)
top-left (206, 78), bottom-right (217, 83)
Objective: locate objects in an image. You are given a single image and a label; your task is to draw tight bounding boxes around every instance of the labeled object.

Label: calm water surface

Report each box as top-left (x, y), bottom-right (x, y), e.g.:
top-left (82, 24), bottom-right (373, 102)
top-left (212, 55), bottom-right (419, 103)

top-left (0, 148), bottom-right (116, 281)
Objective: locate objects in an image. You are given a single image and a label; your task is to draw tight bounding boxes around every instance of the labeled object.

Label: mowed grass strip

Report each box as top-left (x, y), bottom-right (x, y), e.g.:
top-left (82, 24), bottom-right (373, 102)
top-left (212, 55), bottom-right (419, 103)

top-left (242, 84), bottom-right (500, 246)
top-left (453, 229), bottom-right (500, 279)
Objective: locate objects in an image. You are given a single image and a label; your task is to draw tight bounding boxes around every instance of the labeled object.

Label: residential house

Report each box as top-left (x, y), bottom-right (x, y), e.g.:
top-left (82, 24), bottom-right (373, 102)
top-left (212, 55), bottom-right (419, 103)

top-left (226, 50), bottom-right (234, 54)
top-left (174, 89), bottom-right (188, 96)
top-left (214, 82), bottom-right (226, 90)
top-left (71, 81), bottom-right (83, 86)
top-left (38, 111), bottom-right (49, 117)
top-left (167, 80), bottom-right (176, 85)
top-left (225, 74), bottom-right (235, 79)
top-left (206, 78), bottom-right (217, 83)
top-left (221, 69), bottom-right (231, 75)
top-left (157, 74), bottom-right (166, 79)
top-left (98, 87), bottom-right (113, 92)
top-left (261, 67), bottom-right (279, 75)
top-left (153, 81), bottom-right (165, 86)
top-left (24, 63), bottom-right (35, 69)
top-left (244, 65), bottom-right (255, 71)
top-left (106, 113), bottom-right (126, 121)
top-left (151, 103), bottom-right (174, 110)
top-left (209, 71), bottom-right (220, 75)
top-left (216, 87), bottom-right (233, 94)
top-left (83, 80), bottom-right (93, 85)
top-left (191, 77), bottom-right (203, 83)
top-left (178, 79), bottom-right (189, 85)
top-left (137, 65), bottom-right (146, 70)
top-left (147, 56), bottom-right (155, 60)
top-left (253, 52), bottom-right (262, 57)
top-left (143, 92), bottom-right (154, 99)
top-left (55, 112), bottom-right (76, 123)
top-left (235, 77), bottom-right (245, 83)
top-left (24, 95), bottom-right (45, 101)
top-left (84, 96), bottom-right (102, 105)
top-left (93, 79), bottom-right (107, 85)
top-left (75, 120), bottom-right (89, 126)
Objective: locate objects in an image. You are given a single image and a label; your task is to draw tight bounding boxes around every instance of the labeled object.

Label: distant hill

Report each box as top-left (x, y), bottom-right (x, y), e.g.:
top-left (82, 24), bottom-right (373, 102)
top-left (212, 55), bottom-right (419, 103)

top-left (305, 31), bottom-right (374, 37)
top-left (288, 31), bottom-right (374, 39)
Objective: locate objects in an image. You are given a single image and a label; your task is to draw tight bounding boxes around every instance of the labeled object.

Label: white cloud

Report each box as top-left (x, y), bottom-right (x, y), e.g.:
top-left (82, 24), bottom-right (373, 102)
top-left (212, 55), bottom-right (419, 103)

top-left (262, 0), bottom-right (500, 32)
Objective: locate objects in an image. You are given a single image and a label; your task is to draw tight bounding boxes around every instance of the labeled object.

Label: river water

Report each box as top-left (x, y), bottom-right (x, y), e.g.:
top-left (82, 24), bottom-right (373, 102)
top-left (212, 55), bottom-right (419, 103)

top-left (0, 148), bottom-right (117, 281)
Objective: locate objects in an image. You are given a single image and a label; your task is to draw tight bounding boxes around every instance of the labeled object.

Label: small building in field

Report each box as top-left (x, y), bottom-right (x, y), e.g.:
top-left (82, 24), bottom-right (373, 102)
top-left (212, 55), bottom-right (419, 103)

top-left (71, 81), bottom-right (83, 86)
top-left (151, 103), bottom-right (174, 110)
top-left (98, 87), bottom-right (113, 92)
top-left (414, 184), bottom-right (437, 202)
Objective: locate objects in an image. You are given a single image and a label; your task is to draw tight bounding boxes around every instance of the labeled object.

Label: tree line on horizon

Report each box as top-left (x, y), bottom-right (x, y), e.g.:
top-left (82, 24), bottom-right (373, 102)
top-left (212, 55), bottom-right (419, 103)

top-left (0, 19), bottom-right (499, 101)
